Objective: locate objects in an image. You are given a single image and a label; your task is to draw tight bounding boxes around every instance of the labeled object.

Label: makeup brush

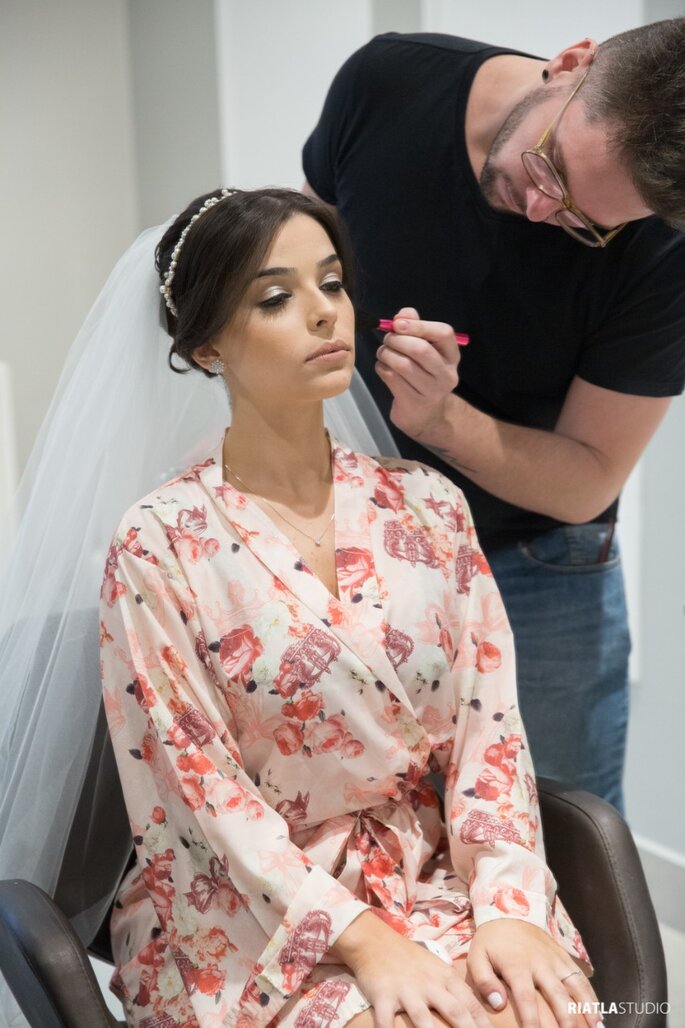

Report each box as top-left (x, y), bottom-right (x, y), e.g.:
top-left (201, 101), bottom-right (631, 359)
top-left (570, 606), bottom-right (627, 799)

top-left (356, 310), bottom-right (469, 346)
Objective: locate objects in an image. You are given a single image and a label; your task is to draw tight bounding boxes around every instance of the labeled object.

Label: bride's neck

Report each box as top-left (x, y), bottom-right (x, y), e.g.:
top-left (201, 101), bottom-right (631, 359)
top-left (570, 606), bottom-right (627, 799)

top-left (223, 402), bottom-right (332, 498)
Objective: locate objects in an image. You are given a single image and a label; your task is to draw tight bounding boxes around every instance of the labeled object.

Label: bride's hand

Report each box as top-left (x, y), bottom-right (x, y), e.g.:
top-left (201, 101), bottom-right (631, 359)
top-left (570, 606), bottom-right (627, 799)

top-left (333, 911), bottom-right (493, 1028)
top-left (467, 919), bottom-right (601, 1028)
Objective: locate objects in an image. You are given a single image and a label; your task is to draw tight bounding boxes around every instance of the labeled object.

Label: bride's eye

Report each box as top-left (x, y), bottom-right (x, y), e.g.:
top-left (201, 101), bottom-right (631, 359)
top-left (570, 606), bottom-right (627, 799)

top-left (257, 290), bottom-right (290, 314)
top-left (321, 276), bottom-right (345, 294)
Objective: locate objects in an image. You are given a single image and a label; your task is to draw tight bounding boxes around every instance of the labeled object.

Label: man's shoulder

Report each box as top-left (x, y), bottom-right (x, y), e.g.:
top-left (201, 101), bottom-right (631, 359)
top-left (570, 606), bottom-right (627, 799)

top-left (600, 215), bottom-right (685, 307)
top-left (351, 31), bottom-right (518, 78)
top-left (363, 31), bottom-right (516, 58)
top-left (623, 214), bottom-right (685, 255)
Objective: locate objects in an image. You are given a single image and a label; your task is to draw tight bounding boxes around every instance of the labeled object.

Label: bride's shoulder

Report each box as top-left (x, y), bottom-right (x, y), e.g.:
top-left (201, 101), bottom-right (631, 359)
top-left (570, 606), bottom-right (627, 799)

top-left (367, 451), bottom-right (459, 498)
top-left (109, 452), bottom-right (218, 552)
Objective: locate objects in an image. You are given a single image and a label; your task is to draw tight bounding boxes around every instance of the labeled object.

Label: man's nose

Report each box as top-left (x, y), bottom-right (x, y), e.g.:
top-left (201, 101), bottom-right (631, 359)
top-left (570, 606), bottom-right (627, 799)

top-left (524, 186), bottom-right (560, 224)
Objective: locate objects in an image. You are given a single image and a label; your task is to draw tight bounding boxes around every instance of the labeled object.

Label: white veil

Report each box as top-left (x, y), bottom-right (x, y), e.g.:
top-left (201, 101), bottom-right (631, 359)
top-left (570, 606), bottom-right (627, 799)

top-left (0, 216), bottom-right (399, 1026)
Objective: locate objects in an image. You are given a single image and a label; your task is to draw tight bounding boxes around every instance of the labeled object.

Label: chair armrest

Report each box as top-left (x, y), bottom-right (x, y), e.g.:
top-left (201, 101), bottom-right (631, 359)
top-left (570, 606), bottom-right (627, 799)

top-left (0, 879), bottom-right (122, 1028)
top-left (537, 778), bottom-right (667, 1027)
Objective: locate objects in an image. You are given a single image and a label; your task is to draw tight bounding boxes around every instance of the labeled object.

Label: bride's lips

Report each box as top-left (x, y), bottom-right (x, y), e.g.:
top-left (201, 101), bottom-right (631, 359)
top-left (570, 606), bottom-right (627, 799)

top-left (306, 340), bottom-right (351, 362)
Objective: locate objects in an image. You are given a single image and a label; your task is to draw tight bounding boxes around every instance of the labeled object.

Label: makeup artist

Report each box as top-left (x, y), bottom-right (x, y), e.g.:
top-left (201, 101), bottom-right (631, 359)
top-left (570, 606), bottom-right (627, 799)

top-left (303, 21), bottom-right (685, 814)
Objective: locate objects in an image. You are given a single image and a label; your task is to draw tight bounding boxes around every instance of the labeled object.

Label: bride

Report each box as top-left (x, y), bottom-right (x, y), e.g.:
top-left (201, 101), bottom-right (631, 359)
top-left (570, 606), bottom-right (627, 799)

top-left (1, 187), bottom-right (597, 1028)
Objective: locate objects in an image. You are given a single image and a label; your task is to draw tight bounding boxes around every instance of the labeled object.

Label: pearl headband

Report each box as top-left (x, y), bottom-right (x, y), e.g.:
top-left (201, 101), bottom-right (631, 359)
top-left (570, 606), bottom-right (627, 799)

top-left (160, 188), bottom-right (236, 316)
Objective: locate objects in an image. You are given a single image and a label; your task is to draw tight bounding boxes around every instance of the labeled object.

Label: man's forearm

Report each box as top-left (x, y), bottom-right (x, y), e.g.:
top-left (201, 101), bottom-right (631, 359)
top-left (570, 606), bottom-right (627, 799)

top-left (417, 394), bottom-right (615, 524)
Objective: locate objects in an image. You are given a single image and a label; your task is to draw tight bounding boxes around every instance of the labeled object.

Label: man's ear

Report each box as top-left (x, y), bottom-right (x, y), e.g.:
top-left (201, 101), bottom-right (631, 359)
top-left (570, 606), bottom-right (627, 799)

top-left (546, 38), bottom-right (598, 81)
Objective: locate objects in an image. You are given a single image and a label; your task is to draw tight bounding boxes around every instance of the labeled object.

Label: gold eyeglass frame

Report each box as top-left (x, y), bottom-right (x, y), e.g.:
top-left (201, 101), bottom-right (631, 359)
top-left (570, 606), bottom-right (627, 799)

top-left (521, 68), bottom-right (626, 247)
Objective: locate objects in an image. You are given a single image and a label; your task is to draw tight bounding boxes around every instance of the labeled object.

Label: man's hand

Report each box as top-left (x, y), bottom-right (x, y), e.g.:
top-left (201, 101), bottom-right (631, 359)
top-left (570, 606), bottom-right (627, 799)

top-left (467, 920), bottom-right (601, 1028)
top-left (375, 306), bottom-right (461, 442)
top-left (375, 306), bottom-right (671, 521)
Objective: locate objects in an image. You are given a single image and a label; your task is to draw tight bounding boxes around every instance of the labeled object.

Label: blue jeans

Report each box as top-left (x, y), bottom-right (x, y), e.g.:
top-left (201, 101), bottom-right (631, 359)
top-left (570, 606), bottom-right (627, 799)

top-left (486, 523), bottom-right (630, 814)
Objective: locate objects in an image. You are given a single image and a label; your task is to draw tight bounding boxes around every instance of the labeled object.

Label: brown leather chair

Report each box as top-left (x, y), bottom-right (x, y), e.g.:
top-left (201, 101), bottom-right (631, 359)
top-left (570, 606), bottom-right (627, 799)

top-left (536, 778), bottom-right (668, 1026)
top-left (0, 699), bottom-right (131, 1028)
top-left (0, 718), bottom-right (668, 1028)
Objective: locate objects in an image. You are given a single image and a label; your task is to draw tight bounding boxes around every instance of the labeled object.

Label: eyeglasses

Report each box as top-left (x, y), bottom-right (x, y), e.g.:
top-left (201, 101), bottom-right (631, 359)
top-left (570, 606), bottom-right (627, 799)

top-left (521, 69), bottom-right (625, 247)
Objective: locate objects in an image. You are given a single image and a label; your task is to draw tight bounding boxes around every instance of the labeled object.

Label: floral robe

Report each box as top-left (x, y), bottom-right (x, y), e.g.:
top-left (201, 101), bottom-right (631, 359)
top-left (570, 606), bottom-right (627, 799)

top-left (99, 435), bottom-right (589, 1028)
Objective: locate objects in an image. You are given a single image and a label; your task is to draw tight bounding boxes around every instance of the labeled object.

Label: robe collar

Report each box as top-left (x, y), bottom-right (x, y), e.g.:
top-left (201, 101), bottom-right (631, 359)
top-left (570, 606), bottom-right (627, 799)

top-left (196, 433), bottom-right (417, 715)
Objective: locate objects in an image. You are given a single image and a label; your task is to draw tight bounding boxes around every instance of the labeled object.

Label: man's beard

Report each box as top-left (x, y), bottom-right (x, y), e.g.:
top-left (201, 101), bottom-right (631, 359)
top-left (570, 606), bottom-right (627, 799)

top-left (479, 82), bottom-right (554, 213)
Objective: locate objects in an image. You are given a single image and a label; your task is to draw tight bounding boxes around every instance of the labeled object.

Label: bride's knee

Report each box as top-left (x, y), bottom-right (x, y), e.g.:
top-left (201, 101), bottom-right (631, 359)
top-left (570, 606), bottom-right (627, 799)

top-left (346, 1011), bottom-right (499, 1027)
top-left (483, 994), bottom-right (588, 1028)
top-left (346, 1015), bottom-right (456, 1028)
top-left (345, 1013), bottom-right (436, 1028)
top-left (345, 997), bottom-right (588, 1027)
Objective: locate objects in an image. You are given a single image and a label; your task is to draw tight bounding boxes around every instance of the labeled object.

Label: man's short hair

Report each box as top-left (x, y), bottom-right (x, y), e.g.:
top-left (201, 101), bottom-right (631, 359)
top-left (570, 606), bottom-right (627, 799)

top-left (584, 17), bottom-right (685, 231)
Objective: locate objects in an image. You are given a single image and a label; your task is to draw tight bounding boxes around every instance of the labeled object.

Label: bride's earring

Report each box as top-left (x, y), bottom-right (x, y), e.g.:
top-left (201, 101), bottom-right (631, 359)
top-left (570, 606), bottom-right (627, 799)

top-left (209, 358), bottom-right (225, 375)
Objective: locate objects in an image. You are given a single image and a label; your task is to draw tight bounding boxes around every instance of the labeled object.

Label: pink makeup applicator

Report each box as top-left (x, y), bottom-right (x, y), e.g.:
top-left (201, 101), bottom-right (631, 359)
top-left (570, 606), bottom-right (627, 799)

top-left (376, 317), bottom-right (469, 346)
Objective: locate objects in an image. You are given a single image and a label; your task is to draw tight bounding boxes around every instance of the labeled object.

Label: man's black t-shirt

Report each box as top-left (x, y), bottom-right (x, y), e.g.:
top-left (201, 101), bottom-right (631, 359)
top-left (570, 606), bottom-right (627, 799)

top-left (303, 32), bottom-right (685, 549)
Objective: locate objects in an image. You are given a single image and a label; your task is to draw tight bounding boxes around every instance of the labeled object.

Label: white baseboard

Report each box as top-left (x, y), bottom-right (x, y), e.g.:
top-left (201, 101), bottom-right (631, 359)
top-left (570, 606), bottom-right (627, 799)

top-left (635, 834), bottom-right (685, 934)
top-left (89, 958), bottom-right (124, 1022)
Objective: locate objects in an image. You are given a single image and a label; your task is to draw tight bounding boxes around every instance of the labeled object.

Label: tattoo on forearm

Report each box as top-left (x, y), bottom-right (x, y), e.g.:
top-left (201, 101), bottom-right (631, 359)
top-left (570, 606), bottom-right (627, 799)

top-left (424, 444), bottom-right (478, 475)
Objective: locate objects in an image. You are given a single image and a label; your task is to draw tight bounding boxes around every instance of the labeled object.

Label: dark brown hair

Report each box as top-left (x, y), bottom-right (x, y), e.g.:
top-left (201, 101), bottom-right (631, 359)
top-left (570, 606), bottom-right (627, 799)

top-left (582, 17), bottom-right (685, 230)
top-left (155, 188), bottom-right (356, 376)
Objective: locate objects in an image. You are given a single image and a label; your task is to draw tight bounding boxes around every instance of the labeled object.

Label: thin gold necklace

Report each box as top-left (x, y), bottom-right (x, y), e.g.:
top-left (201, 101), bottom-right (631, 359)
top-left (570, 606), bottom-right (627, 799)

top-left (223, 458), bottom-right (335, 547)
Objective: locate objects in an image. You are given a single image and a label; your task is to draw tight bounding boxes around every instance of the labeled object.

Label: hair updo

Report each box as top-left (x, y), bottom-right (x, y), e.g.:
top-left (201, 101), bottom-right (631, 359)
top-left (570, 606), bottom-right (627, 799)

top-left (155, 187), bottom-right (355, 377)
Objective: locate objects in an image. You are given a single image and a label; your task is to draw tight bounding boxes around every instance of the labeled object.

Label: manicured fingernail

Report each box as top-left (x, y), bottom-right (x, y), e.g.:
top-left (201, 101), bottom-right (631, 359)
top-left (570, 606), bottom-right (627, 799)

top-left (455, 333), bottom-right (470, 346)
top-left (488, 992), bottom-right (504, 1009)
top-left (377, 319), bottom-right (395, 332)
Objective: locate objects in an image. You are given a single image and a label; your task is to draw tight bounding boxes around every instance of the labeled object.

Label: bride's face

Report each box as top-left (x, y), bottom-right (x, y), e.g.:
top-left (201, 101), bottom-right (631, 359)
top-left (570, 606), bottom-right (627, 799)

top-left (207, 213), bottom-right (355, 409)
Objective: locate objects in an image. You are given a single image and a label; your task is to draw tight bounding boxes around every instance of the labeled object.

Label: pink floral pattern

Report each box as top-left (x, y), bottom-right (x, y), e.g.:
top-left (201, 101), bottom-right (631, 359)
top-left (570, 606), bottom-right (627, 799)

top-left (100, 437), bottom-right (590, 1028)
top-left (219, 625), bottom-right (263, 687)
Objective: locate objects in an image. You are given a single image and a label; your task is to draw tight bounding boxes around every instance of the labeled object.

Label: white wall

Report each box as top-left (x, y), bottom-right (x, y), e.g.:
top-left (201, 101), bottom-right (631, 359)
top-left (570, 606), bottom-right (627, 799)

top-left (626, 395), bottom-right (685, 848)
top-left (127, 0), bottom-right (223, 228)
top-left (0, 0), bottom-right (138, 475)
top-left (215, 0), bottom-right (372, 188)
top-left (421, 0), bottom-right (645, 55)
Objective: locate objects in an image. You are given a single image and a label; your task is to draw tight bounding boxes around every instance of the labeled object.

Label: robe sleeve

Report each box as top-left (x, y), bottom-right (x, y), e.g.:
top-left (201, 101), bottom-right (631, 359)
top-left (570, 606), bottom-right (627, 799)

top-left (100, 540), bottom-right (368, 1023)
top-left (442, 493), bottom-right (578, 945)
